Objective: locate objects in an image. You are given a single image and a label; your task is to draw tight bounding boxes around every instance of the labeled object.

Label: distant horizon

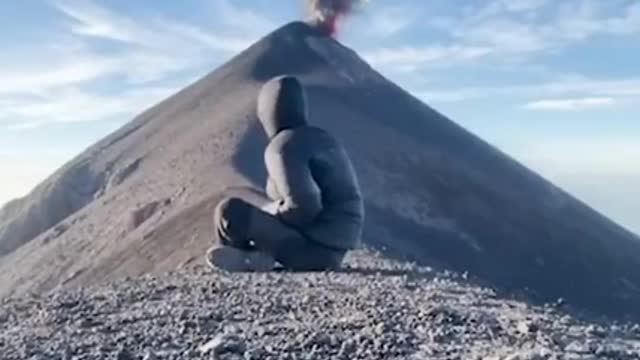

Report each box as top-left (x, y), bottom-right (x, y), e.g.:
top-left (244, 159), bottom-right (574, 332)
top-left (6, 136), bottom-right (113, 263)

top-left (1, 0), bottom-right (638, 235)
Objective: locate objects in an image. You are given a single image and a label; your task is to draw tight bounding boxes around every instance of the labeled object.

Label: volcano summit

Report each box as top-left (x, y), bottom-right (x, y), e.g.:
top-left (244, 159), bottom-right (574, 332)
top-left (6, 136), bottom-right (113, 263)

top-left (0, 21), bottom-right (639, 320)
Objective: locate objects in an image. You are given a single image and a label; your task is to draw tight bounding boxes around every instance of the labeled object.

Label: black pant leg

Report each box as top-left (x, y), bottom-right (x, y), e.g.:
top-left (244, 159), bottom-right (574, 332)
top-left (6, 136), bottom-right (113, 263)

top-left (246, 204), bottom-right (346, 271)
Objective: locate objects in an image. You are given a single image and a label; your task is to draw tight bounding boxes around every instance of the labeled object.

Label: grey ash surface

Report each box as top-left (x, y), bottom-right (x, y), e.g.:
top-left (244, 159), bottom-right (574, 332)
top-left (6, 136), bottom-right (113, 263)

top-left (1, 251), bottom-right (639, 360)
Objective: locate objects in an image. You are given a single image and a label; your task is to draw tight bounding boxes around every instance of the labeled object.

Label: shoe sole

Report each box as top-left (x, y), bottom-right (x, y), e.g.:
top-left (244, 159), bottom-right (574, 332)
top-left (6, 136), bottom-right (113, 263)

top-left (206, 246), bottom-right (275, 273)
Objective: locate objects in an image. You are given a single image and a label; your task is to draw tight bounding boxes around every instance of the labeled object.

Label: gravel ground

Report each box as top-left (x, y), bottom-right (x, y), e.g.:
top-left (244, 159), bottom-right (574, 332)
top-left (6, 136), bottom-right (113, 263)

top-left (1, 251), bottom-right (639, 360)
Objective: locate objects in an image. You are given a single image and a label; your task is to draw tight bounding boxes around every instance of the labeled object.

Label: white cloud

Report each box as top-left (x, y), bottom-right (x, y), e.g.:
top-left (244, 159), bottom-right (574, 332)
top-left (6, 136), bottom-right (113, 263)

top-left (212, 0), bottom-right (277, 35)
top-left (0, 0), bottom-right (277, 129)
top-left (417, 77), bottom-right (640, 105)
top-left (456, 19), bottom-right (548, 53)
top-left (364, 7), bottom-right (416, 37)
top-left (608, 2), bottom-right (640, 35)
top-left (1, 86), bottom-right (178, 128)
top-left (463, 0), bottom-right (550, 22)
top-left (0, 56), bottom-right (112, 95)
top-left (363, 45), bottom-right (492, 70)
top-left (53, 0), bottom-right (166, 47)
top-left (437, 0), bottom-right (640, 56)
top-left (363, 1), bottom-right (640, 73)
top-left (0, 49), bottom-right (198, 96)
top-left (159, 22), bottom-right (253, 53)
top-left (52, 0), bottom-right (260, 53)
top-left (555, 1), bottom-right (640, 40)
top-left (501, 0), bottom-right (550, 13)
top-left (524, 97), bottom-right (615, 111)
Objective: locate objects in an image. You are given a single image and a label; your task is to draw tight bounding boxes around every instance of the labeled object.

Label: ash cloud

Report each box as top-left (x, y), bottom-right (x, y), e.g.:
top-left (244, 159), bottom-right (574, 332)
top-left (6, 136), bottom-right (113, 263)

top-left (306, 0), bottom-right (370, 36)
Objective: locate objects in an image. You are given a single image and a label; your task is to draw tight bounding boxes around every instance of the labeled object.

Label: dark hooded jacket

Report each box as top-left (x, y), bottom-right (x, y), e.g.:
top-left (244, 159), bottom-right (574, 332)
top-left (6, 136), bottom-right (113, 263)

top-left (257, 76), bottom-right (364, 250)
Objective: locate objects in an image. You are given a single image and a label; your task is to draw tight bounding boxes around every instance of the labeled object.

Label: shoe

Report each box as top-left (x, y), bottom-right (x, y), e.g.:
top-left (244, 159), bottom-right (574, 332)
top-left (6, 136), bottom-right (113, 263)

top-left (206, 246), bottom-right (276, 272)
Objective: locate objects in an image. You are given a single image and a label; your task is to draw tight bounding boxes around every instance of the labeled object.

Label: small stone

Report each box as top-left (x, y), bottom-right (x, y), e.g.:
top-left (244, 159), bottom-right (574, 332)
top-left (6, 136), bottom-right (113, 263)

top-left (585, 324), bottom-right (605, 338)
top-left (374, 322), bottom-right (387, 335)
top-left (116, 349), bottom-right (135, 360)
top-left (504, 348), bottom-right (550, 360)
top-left (183, 349), bottom-right (199, 358)
top-left (244, 348), bottom-right (267, 360)
top-left (517, 321), bottom-right (538, 336)
top-left (200, 334), bottom-right (246, 355)
top-left (143, 349), bottom-right (158, 360)
top-left (610, 325), bottom-right (622, 335)
top-left (310, 333), bottom-right (332, 348)
top-left (565, 341), bottom-right (590, 354)
top-left (338, 339), bottom-right (356, 358)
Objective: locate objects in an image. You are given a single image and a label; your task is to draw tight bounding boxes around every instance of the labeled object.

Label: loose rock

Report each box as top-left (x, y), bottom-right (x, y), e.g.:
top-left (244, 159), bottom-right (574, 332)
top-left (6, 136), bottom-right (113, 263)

top-left (0, 251), bottom-right (638, 360)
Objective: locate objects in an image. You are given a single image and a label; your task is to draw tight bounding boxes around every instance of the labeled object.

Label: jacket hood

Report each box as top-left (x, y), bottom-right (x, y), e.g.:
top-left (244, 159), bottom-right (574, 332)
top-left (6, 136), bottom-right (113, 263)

top-left (257, 75), bottom-right (308, 139)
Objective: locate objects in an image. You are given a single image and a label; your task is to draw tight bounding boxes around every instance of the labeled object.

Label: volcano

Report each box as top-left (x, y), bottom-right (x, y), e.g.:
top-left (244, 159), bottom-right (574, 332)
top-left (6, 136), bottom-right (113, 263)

top-left (0, 22), bottom-right (639, 319)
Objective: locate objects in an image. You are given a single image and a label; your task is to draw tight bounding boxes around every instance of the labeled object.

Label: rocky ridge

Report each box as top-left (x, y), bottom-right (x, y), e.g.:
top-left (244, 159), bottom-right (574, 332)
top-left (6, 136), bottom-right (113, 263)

top-left (2, 251), bottom-right (639, 360)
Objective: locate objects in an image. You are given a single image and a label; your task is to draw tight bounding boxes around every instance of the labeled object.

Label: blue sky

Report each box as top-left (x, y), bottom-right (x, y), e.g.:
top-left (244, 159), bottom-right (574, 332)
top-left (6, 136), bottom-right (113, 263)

top-left (0, 0), bottom-right (639, 234)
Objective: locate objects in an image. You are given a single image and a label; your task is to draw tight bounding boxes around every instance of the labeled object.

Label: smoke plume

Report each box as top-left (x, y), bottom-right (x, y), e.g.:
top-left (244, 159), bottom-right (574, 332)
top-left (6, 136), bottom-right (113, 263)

top-left (307, 0), bottom-right (369, 36)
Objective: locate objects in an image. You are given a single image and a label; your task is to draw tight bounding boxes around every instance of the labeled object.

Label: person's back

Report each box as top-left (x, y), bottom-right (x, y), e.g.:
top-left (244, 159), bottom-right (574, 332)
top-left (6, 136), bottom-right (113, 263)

top-left (207, 75), bottom-right (364, 272)
top-left (265, 126), bottom-right (364, 250)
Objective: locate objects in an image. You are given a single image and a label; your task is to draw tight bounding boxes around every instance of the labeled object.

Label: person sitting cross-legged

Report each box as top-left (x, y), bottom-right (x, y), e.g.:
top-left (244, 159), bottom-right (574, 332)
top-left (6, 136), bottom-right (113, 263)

top-left (206, 75), bottom-right (364, 272)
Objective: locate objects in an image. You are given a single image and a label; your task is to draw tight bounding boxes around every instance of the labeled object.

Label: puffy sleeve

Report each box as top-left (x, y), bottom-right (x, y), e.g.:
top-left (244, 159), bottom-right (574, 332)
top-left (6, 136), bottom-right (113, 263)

top-left (265, 148), bottom-right (322, 227)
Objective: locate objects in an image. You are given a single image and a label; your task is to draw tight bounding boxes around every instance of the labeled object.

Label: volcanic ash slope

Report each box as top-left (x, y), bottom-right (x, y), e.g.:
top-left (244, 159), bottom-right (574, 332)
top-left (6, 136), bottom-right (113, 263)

top-left (1, 251), bottom-right (639, 360)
